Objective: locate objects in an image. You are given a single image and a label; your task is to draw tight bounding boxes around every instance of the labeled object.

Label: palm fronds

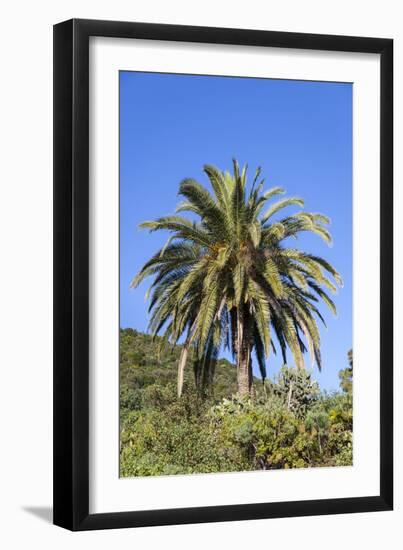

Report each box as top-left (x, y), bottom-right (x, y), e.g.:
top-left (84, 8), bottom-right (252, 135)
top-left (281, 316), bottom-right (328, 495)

top-left (132, 161), bottom-right (342, 396)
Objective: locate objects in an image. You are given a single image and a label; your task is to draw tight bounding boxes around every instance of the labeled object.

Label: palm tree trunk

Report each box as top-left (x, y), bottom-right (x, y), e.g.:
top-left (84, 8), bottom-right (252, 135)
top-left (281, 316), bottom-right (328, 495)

top-left (237, 344), bottom-right (252, 396)
top-left (236, 312), bottom-right (253, 396)
top-left (177, 320), bottom-right (198, 397)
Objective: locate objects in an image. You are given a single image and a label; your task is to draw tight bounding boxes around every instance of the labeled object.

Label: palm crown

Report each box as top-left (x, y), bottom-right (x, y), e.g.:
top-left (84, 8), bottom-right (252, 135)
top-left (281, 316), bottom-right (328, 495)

top-left (132, 160), bottom-right (342, 397)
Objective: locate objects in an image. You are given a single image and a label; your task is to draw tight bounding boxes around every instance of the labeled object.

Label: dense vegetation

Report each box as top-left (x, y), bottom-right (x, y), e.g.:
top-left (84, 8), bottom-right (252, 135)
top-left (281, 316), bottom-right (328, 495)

top-left (120, 329), bottom-right (353, 477)
top-left (132, 161), bottom-right (342, 397)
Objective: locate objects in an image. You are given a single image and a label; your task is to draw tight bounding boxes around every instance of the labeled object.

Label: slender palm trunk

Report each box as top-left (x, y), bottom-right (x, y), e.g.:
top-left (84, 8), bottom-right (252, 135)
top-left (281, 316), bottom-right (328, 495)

top-left (177, 319), bottom-right (198, 398)
top-left (236, 311), bottom-right (253, 396)
top-left (177, 344), bottom-right (189, 397)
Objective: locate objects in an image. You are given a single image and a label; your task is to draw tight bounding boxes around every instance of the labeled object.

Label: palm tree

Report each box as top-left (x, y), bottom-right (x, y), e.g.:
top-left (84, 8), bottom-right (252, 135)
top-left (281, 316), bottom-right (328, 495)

top-left (132, 160), bottom-right (342, 397)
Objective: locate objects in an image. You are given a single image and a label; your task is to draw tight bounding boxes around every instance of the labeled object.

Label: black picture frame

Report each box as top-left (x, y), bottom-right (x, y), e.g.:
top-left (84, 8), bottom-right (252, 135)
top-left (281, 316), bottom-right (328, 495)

top-left (53, 18), bottom-right (393, 531)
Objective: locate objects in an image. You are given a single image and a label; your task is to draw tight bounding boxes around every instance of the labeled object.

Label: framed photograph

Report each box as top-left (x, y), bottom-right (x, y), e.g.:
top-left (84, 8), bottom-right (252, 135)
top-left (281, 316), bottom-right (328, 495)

top-left (53, 19), bottom-right (393, 531)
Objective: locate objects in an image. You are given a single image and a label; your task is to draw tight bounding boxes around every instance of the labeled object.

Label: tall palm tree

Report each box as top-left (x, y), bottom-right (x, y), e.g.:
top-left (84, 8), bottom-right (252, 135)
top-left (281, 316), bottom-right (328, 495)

top-left (132, 161), bottom-right (342, 397)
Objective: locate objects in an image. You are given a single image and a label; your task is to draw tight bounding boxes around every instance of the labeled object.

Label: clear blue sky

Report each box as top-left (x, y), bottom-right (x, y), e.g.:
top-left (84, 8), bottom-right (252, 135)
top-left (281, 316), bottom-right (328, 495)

top-left (120, 71), bottom-right (352, 391)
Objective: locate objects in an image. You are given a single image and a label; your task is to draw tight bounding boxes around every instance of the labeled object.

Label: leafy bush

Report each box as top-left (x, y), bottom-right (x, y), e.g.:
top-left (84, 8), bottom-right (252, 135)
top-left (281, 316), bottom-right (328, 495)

top-left (120, 387), bottom-right (250, 476)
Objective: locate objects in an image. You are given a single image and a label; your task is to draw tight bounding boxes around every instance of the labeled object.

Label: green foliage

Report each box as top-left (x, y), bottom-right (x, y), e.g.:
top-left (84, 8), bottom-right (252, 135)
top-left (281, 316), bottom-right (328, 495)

top-left (339, 349), bottom-right (353, 396)
top-left (120, 388), bottom-right (250, 477)
top-left (120, 329), bottom-right (353, 476)
top-left (272, 365), bottom-right (320, 417)
top-left (119, 328), bottom-right (238, 402)
top-left (209, 388), bottom-right (352, 470)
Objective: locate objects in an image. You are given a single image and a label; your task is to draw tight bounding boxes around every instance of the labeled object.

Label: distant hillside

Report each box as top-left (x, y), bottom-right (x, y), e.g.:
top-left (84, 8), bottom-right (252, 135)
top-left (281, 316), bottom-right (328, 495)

top-left (120, 327), bottom-right (240, 400)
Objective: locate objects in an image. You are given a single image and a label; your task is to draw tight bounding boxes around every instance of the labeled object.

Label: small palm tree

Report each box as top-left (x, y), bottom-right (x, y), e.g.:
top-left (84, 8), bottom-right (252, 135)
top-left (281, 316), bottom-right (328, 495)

top-left (132, 161), bottom-right (342, 397)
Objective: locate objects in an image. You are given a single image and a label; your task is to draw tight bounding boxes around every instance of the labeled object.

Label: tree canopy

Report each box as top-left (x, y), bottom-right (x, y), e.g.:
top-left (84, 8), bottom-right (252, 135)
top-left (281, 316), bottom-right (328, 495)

top-left (132, 161), bottom-right (342, 396)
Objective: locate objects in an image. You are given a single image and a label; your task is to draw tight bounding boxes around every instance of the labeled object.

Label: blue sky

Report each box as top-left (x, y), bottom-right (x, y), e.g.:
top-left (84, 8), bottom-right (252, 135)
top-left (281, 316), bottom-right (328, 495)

top-left (120, 71), bottom-right (352, 391)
